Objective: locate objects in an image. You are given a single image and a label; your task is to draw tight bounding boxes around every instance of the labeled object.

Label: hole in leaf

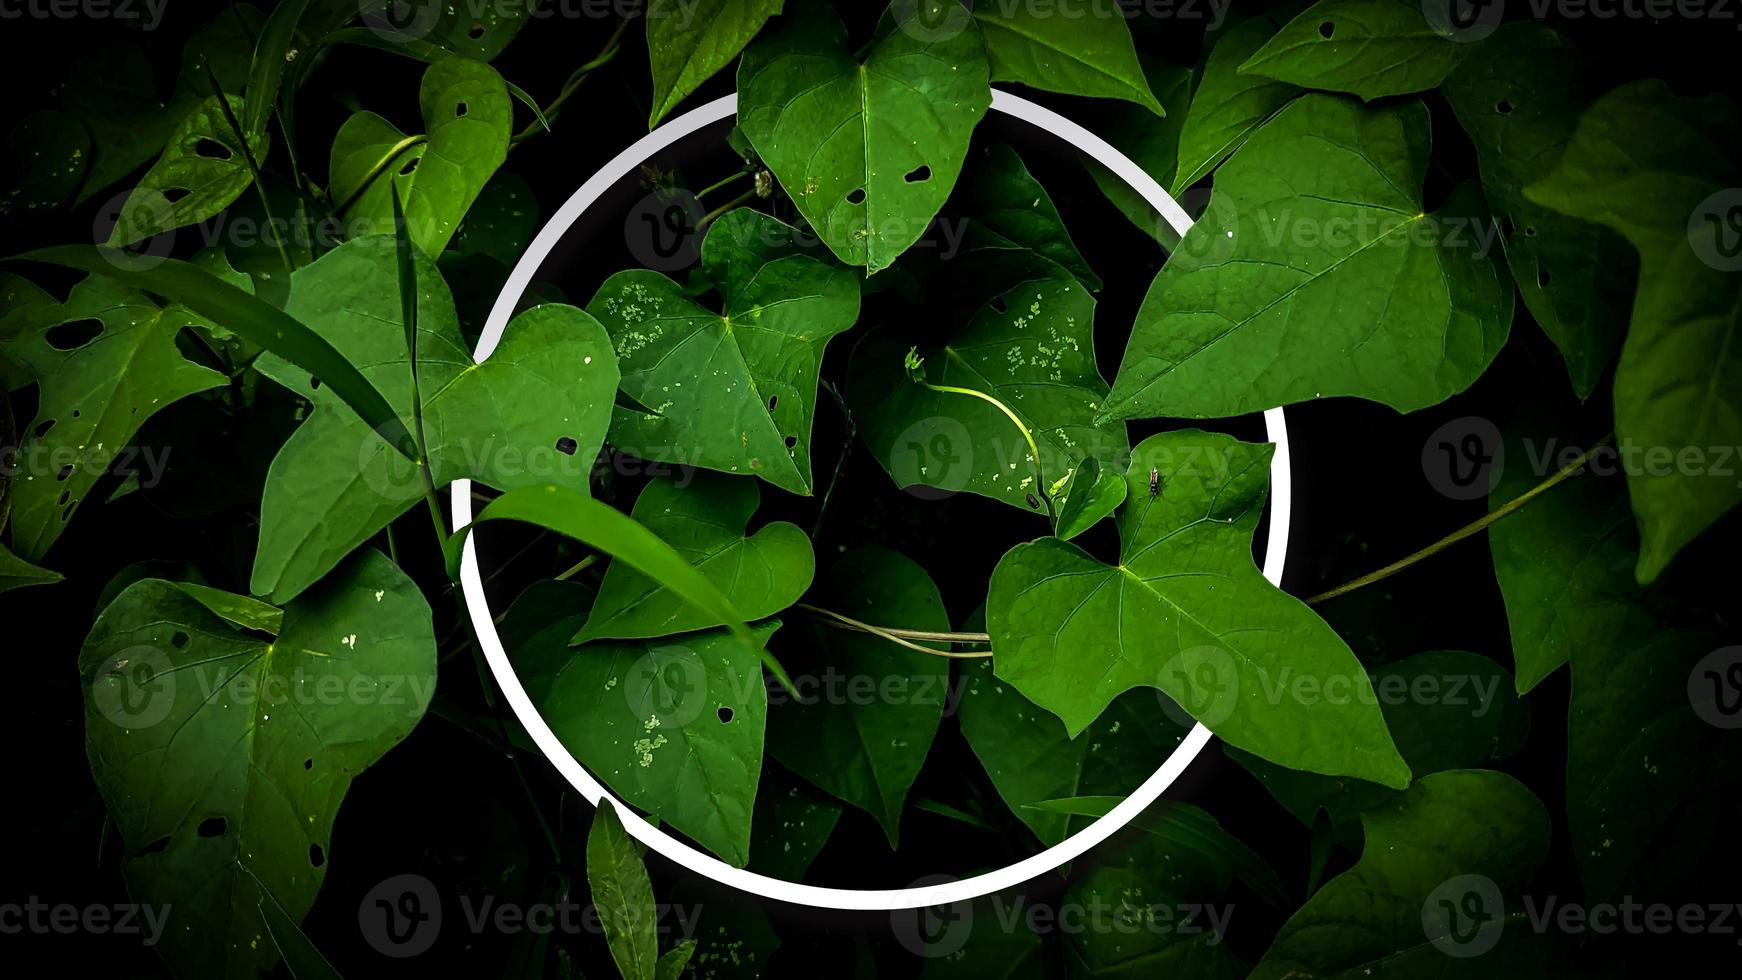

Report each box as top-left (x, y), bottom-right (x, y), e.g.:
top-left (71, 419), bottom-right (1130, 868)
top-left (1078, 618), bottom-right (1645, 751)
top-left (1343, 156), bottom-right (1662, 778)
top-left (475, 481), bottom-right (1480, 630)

top-left (310, 377), bottom-right (321, 390)
top-left (58, 490), bottom-right (70, 506)
top-left (197, 816), bottom-right (227, 838)
top-left (309, 843), bottom-right (326, 867)
top-left (33, 419), bottom-right (55, 438)
top-left (555, 436), bottom-right (578, 456)
top-left (1538, 268), bottom-right (1551, 287)
top-left (768, 395), bottom-right (779, 411)
top-left (194, 138), bottom-right (232, 160)
top-left (56, 464), bottom-right (72, 481)
top-left (1500, 215), bottom-right (1515, 240)
top-left (304, 758), bottom-right (313, 770)
top-left (454, 101), bottom-right (469, 118)
top-left (989, 296), bottom-right (1008, 313)
top-left (172, 631), bottom-right (190, 649)
top-left (1495, 100), bottom-right (1514, 115)
top-left (784, 435), bottom-right (797, 448)
top-left (162, 187), bottom-right (191, 204)
top-left (467, 23), bottom-right (485, 39)
top-left (46, 318), bottom-right (104, 351)
top-left (1524, 225), bottom-right (1538, 237)
top-left (138, 835), bottom-right (171, 856)
top-left (399, 156), bottom-right (421, 176)
top-left (1318, 21), bottom-right (1335, 38)
top-left (717, 706), bottom-right (734, 724)
top-left (904, 165), bottom-right (931, 183)
top-left (846, 188), bottom-right (866, 205)
top-left (71, 409), bottom-right (80, 419)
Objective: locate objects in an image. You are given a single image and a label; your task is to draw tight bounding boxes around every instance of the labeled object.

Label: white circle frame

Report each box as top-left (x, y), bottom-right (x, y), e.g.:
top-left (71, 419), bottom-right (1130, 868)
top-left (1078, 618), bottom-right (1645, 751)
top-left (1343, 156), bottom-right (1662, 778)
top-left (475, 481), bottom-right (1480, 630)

top-left (454, 90), bottom-right (1293, 911)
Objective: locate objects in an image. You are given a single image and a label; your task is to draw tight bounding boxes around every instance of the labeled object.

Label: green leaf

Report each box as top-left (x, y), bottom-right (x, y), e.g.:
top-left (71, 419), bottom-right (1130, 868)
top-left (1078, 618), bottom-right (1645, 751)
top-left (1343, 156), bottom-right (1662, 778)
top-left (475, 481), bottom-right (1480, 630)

top-left (244, 0), bottom-right (312, 136)
top-left (1442, 25), bottom-right (1633, 400)
top-left (587, 208), bottom-right (859, 495)
top-left (588, 804), bottom-right (660, 980)
top-left (255, 875), bottom-right (346, 980)
top-left (960, 142), bottom-right (1103, 292)
top-left (0, 271), bottom-right (225, 559)
top-left (1525, 80), bottom-right (1742, 583)
top-left (1250, 770), bottom-right (1549, 979)
top-left (1086, 58), bottom-right (1193, 242)
top-left (1230, 651), bottom-right (1529, 827)
top-left (251, 239), bottom-right (616, 601)
top-left (647, 0), bottom-right (785, 127)
top-left (330, 57), bottom-right (511, 257)
top-left (849, 266), bottom-right (1126, 514)
top-left (1061, 826), bottom-right (1244, 978)
top-left (463, 484), bottom-right (773, 669)
top-left (535, 621), bottom-right (775, 867)
top-left (1026, 796), bottom-right (1289, 910)
top-left (987, 430), bottom-right (1410, 788)
top-left (657, 940), bottom-right (698, 980)
top-left (1240, 0), bottom-right (1474, 101)
top-left (1052, 455), bottom-right (1126, 541)
top-left (105, 94), bottom-right (268, 248)
top-left (748, 763), bottom-right (842, 880)
top-left (3, 111), bottom-right (90, 215)
top-left (0, 543), bottom-right (61, 594)
top-left (737, 0), bottom-right (991, 272)
top-left (767, 548), bottom-right (950, 846)
top-left (578, 472), bottom-right (814, 643)
top-left (1099, 95), bottom-right (1513, 422)
top-left (972, 1), bottom-right (1162, 114)
top-left (80, 550), bottom-right (434, 979)
top-left (957, 657), bottom-right (1190, 847)
top-left (14, 246), bottom-right (418, 468)
top-left (1172, 14), bottom-right (1301, 194)
top-left (921, 906), bottom-right (1047, 979)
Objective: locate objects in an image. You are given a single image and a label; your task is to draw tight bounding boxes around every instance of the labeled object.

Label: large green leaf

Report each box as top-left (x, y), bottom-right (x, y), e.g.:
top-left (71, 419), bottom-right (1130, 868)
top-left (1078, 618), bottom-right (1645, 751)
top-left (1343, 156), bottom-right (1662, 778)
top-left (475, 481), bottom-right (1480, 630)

top-left (737, 0), bottom-right (991, 272)
top-left (849, 265), bottom-right (1126, 516)
top-left (1442, 25), bottom-right (1633, 400)
top-left (530, 621), bottom-right (777, 867)
top-left (0, 272), bottom-right (225, 559)
top-left (106, 95), bottom-right (268, 248)
top-left (1525, 80), bottom-right (1742, 582)
top-left (766, 548), bottom-right (949, 846)
top-left (987, 430), bottom-right (1410, 788)
top-left (1172, 13), bottom-right (1301, 194)
top-left (647, 0), bottom-right (785, 126)
top-left (1250, 770), bottom-right (1548, 978)
top-left (1240, 0), bottom-right (1474, 101)
top-left (330, 57), bottom-right (510, 256)
top-left (576, 472), bottom-right (814, 643)
top-left (0, 543), bottom-right (61, 594)
top-left (747, 763), bottom-right (843, 880)
top-left (972, 1), bottom-right (1161, 113)
top-left (957, 657), bottom-right (1190, 847)
top-left (252, 239), bottom-right (616, 602)
top-left (1230, 650), bottom-right (1529, 827)
top-left (80, 551), bottom-right (434, 979)
top-left (587, 804), bottom-right (660, 980)
top-left (1087, 58), bottom-right (1192, 243)
top-left (1099, 95), bottom-right (1512, 422)
top-left (587, 208), bottom-right (859, 496)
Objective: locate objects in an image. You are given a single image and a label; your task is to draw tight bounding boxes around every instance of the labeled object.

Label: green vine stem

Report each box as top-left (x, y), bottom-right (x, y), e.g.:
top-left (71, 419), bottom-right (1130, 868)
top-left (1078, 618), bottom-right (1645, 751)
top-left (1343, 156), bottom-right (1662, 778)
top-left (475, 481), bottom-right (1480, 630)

top-left (1305, 433), bottom-right (1616, 605)
top-left (510, 17), bottom-right (630, 144)
top-left (904, 348), bottom-right (1058, 524)
top-left (795, 603), bottom-right (992, 658)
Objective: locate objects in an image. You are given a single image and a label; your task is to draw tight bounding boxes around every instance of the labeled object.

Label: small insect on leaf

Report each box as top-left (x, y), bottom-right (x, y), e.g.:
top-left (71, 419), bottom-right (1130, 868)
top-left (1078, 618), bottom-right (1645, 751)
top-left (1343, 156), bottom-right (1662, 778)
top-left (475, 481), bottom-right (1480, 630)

top-left (1149, 467), bottom-right (1161, 497)
top-left (1026, 493), bottom-right (1042, 510)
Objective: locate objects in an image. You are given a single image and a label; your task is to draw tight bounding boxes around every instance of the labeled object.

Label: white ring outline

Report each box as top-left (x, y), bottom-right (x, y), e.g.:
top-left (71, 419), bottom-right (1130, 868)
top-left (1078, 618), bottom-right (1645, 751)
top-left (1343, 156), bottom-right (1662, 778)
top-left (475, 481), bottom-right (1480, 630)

top-left (454, 90), bottom-right (1292, 911)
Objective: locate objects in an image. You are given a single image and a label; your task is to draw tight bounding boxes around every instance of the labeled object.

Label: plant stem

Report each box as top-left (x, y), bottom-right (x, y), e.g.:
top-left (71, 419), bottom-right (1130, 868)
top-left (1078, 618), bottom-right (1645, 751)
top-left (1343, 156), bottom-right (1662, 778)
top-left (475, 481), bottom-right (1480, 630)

top-left (914, 364), bottom-right (1056, 524)
top-left (202, 61), bottom-right (295, 275)
top-left (333, 135), bottom-right (427, 217)
top-left (695, 169), bottom-right (750, 201)
top-left (555, 555), bottom-right (596, 581)
top-left (510, 18), bottom-right (630, 144)
top-left (697, 188), bottom-right (757, 232)
top-left (1305, 433), bottom-right (1616, 605)
top-left (795, 603), bottom-right (992, 658)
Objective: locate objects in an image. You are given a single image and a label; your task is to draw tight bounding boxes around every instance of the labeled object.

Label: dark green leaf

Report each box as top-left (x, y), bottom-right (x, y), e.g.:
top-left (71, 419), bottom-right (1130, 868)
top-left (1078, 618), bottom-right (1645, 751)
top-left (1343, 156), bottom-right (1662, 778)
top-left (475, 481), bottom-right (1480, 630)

top-left (647, 0), bottom-right (785, 126)
top-left (1240, 0), bottom-right (1474, 101)
top-left (0, 543), bottom-right (61, 594)
top-left (1172, 14), bottom-right (1301, 194)
top-left (973, 1), bottom-right (1161, 113)
top-left (588, 804), bottom-right (660, 980)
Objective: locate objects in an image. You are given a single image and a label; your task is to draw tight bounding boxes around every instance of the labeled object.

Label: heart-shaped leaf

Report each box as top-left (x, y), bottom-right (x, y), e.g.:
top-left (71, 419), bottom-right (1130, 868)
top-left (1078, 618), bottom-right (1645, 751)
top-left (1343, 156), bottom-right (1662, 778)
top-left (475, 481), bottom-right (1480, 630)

top-left (576, 472), bottom-right (815, 643)
top-left (737, 0), bottom-right (991, 272)
top-left (988, 430), bottom-right (1410, 788)
top-left (1240, 0), bottom-right (1475, 101)
top-left (972, 1), bottom-right (1161, 114)
top-left (766, 548), bottom-right (949, 846)
top-left (587, 208), bottom-right (859, 496)
top-left (106, 94), bottom-right (267, 248)
top-left (1100, 95), bottom-right (1513, 422)
top-left (647, 0), bottom-right (785, 126)
top-left (80, 550), bottom-right (434, 979)
top-left (252, 238), bottom-right (617, 602)
top-left (1525, 80), bottom-right (1742, 583)
top-left (526, 620), bottom-right (777, 867)
top-left (330, 57), bottom-right (510, 256)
